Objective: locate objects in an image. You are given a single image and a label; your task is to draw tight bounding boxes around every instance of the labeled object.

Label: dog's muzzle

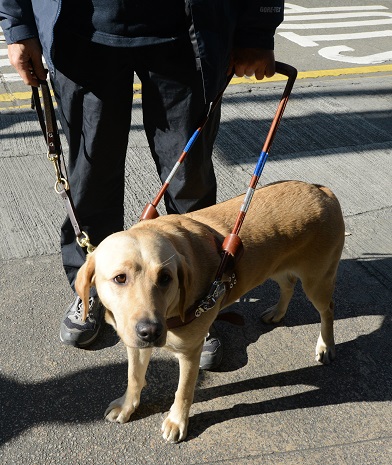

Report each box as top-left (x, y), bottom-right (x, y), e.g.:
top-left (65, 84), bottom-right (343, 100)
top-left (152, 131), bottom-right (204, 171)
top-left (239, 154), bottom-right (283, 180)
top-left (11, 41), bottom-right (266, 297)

top-left (135, 318), bottom-right (164, 345)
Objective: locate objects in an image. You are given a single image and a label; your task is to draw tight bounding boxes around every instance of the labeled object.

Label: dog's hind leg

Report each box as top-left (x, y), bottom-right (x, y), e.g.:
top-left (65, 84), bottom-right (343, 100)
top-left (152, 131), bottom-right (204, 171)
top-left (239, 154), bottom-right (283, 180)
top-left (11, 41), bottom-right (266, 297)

top-left (260, 272), bottom-right (298, 324)
top-left (302, 271), bottom-right (337, 365)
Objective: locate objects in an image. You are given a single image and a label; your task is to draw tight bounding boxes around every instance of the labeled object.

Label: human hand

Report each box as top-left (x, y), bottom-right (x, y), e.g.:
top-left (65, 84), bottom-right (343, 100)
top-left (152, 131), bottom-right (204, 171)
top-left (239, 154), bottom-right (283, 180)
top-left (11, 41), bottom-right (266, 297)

top-left (7, 38), bottom-right (47, 86)
top-left (228, 48), bottom-right (275, 80)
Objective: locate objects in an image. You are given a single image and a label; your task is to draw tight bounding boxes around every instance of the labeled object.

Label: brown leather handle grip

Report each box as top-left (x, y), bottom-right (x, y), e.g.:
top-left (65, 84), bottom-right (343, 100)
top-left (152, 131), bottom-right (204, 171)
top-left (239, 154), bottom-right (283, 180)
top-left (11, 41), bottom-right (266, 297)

top-left (275, 61), bottom-right (298, 81)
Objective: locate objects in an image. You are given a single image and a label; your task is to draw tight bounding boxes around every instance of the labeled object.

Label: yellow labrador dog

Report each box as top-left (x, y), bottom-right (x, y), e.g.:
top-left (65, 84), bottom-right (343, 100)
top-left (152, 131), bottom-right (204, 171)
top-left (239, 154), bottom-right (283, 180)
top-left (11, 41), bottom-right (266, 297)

top-left (75, 180), bottom-right (345, 442)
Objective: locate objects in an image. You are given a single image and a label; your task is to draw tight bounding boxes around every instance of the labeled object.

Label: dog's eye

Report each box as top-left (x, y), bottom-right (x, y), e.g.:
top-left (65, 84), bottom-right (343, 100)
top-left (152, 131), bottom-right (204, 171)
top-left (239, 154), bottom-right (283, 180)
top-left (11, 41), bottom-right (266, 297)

top-left (158, 271), bottom-right (172, 287)
top-left (114, 274), bottom-right (127, 284)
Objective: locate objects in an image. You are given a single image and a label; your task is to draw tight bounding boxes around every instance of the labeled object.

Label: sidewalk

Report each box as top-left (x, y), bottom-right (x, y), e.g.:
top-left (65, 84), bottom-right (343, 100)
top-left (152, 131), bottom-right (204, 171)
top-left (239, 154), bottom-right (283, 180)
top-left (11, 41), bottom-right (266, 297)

top-left (0, 71), bottom-right (391, 464)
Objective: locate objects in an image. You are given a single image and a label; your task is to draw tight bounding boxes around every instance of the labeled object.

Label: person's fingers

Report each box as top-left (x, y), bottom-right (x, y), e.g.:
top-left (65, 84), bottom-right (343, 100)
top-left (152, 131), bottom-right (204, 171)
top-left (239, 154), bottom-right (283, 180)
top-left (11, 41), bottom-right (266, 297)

top-left (264, 54), bottom-right (276, 78)
top-left (254, 66), bottom-right (267, 80)
top-left (13, 58), bottom-right (37, 86)
top-left (234, 64), bottom-right (246, 77)
top-left (230, 49), bottom-right (275, 79)
top-left (30, 61), bottom-right (48, 83)
top-left (7, 40), bottom-right (46, 87)
top-left (30, 50), bottom-right (47, 81)
top-left (244, 65), bottom-right (257, 77)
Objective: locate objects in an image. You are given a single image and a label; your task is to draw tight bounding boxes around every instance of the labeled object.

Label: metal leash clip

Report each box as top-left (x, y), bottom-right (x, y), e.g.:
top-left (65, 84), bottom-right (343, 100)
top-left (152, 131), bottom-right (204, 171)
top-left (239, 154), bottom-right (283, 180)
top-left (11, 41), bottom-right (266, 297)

top-left (194, 273), bottom-right (237, 318)
top-left (76, 231), bottom-right (96, 254)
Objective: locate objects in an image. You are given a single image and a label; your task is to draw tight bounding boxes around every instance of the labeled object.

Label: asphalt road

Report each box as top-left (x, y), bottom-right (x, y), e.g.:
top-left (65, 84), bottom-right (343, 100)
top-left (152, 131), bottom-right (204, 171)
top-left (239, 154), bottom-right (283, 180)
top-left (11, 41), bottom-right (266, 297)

top-left (0, 2), bottom-right (392, 464)
top-left (278, 0), bottom-right (392, 70)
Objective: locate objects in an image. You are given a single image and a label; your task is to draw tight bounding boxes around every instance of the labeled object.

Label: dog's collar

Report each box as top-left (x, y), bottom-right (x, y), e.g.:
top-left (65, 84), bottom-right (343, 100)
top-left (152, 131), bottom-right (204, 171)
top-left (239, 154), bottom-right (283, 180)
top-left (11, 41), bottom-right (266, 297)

top-left (166, 231), bottom-right (245, 330)
top-left (166, 273), bottom-right (239, 329)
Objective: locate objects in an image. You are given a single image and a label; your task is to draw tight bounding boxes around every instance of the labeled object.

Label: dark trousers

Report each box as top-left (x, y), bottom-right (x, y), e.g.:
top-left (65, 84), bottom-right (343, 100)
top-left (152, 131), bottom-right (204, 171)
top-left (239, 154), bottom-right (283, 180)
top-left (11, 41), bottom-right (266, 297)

top-left (51, 31), bottom-right (220, 291)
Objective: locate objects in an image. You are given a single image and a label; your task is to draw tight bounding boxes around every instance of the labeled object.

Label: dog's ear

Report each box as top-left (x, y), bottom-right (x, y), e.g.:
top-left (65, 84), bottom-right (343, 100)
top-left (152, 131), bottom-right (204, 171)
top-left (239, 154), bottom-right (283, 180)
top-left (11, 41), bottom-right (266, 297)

top-left (177, 255), bottom-right (192, 322)
top-left (75, 252), bottom-right (96, 321)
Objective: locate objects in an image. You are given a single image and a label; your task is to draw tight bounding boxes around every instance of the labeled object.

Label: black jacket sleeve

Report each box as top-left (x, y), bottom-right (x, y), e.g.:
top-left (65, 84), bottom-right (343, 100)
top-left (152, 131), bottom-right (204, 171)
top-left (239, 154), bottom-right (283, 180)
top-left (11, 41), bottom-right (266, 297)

top-left (0, 0), bottom-right (38, 44)
top-left (234, 0), bottom-right (284, 50)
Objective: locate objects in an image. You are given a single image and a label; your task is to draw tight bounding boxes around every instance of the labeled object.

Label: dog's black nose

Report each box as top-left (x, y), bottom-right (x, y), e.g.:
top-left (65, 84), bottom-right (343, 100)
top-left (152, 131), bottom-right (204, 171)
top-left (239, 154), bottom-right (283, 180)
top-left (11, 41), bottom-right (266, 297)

top-left (136, 319), bottom-right (163, 343)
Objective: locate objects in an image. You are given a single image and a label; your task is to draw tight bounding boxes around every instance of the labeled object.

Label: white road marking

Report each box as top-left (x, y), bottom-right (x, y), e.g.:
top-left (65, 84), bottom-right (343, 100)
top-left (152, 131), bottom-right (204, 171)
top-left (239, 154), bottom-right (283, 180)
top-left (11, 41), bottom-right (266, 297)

top-left (319, 46), bottom-right (392, 65)
top-left (285, 3), bottom-right (388, 13)
top-left (279, 30), bottom-right (392, 47)
top-left (280, 3), bottom-right (392, 65)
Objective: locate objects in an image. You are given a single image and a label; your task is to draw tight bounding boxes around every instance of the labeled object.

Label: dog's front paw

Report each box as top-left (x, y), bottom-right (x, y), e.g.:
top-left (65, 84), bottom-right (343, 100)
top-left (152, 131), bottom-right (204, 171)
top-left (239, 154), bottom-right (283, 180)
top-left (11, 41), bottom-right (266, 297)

top-left (104, 395), bottom-right (137, 424)
top-left (315, 334), bottom-right (335, 365)
top-left (161, 413), bottom-right (189, 443)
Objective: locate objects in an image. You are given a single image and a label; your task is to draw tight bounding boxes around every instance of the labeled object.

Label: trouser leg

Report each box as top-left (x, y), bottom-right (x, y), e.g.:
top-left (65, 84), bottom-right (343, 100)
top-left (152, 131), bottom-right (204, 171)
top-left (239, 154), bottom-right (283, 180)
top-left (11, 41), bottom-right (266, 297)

top-left (137, 39), bottom-right (220, 214)
top-left (52, 32), bottom-right (134, 290)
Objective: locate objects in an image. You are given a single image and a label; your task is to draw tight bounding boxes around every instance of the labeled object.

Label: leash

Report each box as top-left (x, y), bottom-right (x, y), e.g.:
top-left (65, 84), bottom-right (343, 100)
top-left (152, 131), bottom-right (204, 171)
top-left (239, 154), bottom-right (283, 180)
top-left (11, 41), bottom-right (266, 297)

top-left (31, 81), bottom-right (96, 253)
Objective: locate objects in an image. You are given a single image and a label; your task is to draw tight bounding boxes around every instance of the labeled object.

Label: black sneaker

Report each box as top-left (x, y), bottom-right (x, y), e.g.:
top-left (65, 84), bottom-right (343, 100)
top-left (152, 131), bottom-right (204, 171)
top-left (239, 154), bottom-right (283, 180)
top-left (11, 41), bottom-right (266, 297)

top-left (199, 325), bottom-right (223, 371)
top-left (60, 295), bottom-right (104, 348)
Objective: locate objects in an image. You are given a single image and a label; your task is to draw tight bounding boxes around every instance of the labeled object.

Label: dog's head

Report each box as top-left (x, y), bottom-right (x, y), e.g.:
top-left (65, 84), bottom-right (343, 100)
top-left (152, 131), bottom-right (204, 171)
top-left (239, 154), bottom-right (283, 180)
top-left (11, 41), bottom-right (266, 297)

top-left (75, 226), bottom-right (194, 349)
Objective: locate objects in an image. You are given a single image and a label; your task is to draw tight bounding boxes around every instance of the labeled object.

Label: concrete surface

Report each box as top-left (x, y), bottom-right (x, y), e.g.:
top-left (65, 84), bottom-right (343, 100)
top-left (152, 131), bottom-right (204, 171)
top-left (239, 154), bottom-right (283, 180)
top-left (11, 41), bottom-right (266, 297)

top-left (1, 70), bottom-right (391, 464)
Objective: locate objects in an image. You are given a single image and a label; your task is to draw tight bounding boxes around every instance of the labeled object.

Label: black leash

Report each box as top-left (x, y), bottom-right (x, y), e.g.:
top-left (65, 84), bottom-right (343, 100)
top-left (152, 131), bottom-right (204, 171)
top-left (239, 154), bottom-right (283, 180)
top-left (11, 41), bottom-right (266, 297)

top-left (31, 81), bottom-right (95, 253)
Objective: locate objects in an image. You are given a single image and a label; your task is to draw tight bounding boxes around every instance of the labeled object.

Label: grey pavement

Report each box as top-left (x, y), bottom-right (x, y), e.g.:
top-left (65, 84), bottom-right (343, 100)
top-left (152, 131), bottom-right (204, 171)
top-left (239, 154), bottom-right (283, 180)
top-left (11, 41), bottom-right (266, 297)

top-left (1, 70), bottom-right (392, 464)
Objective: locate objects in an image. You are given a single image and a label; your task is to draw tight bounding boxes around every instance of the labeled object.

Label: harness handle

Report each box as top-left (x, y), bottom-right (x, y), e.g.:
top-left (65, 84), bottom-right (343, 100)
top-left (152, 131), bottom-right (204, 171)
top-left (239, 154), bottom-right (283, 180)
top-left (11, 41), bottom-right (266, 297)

top-left (166, 63), bottom-right (297, 329)
top-left (215, 62), bottom-right (297, 280)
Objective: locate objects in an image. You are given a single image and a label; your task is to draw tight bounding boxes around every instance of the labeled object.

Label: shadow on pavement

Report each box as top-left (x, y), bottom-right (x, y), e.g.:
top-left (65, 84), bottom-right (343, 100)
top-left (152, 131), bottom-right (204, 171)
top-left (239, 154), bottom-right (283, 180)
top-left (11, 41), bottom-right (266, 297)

top-left (1, 86), bottom-right (391, 164)
top-left (0, 257), bottom-right (390, 445)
